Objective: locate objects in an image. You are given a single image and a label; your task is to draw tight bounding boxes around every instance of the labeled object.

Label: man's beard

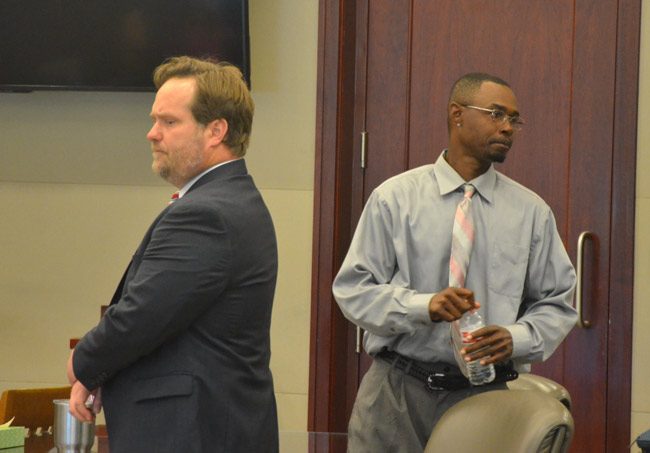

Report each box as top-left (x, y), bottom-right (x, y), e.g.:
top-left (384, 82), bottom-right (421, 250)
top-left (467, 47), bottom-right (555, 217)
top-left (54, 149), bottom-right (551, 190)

top-left (152, 144), bottom-right (203, 186)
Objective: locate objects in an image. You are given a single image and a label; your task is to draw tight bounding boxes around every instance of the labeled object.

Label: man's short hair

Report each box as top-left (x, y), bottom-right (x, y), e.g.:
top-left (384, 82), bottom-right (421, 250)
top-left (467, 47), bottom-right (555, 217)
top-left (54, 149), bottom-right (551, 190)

top-left (153, 56), bottom-right (254, 157)
top-left (449, 72), bottom-right (511, 105)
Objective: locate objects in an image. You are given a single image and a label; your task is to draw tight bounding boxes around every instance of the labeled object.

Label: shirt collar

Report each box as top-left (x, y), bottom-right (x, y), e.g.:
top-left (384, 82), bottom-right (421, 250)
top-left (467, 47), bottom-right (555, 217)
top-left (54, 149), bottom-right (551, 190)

top-left (177, 158), bottom-right (242, 198)
top-left (433, 150), bottom-right (496, 203)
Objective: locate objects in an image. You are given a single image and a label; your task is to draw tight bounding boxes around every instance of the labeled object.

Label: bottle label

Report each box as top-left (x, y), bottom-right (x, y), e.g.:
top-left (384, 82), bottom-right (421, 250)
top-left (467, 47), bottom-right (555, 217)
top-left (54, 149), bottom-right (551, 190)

top-left (461, 331), bottom-right (476, 345)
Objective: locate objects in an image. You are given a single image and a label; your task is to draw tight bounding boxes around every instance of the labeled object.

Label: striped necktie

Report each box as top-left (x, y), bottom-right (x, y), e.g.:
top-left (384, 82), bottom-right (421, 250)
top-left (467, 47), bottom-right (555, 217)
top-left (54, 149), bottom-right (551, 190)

top-left (450, 184), bottom-right (476, 375)
top-left (449, 184), bottom-right (476, 288)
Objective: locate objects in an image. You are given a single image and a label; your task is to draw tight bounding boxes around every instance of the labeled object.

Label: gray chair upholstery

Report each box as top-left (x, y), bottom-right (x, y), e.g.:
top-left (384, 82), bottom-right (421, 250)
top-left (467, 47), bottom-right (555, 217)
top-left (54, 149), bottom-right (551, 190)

top-left (424, 390), bottom-right (574, 453)
top-left (507, 373), bottom-right (572, 410)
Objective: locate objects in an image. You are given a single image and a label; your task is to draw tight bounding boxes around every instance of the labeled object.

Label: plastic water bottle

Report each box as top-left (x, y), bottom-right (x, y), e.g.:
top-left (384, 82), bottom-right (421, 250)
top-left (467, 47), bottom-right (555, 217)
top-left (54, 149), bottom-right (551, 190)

top-left (460, 310), bottom-right (496, 385)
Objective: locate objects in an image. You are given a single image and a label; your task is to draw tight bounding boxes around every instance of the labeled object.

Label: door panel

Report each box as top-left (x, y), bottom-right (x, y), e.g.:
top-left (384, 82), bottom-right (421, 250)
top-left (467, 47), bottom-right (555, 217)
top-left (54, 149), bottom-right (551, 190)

top-left (360, 0), bottom-right (412, 197)
top-left (563, 1), bottom-right (618, 449)
top-left (409, 1), bottom-right (574, 230)
top-left (407, 0), bottom-right (578, 387)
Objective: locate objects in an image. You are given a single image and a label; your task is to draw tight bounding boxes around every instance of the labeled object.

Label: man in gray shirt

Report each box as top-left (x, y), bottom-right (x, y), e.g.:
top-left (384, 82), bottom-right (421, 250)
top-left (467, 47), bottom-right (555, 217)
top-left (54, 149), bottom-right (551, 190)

top-left (333, 73), bottom-right (577, 452)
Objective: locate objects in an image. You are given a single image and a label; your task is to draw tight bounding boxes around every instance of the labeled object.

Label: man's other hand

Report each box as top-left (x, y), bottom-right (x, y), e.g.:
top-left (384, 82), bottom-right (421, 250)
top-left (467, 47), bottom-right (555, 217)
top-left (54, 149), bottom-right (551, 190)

top-left (428, 287), bottom-right (479, 322)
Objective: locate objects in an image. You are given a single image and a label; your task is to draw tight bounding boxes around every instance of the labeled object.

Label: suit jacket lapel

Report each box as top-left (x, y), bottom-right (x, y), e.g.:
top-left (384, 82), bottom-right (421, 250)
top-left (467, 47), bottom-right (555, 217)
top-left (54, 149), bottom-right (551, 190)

top-left (109, 202), bottom-right (173, 305)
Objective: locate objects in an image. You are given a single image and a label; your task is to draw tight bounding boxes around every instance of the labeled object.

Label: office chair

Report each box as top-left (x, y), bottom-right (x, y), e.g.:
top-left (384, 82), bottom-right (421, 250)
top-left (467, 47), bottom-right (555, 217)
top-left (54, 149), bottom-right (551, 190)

top-left (508, 373), bottom-right (572, 410)
top-left (0, 386), bottom-right (71, 432)
top-left (424, 390), bottom-right (574, 453)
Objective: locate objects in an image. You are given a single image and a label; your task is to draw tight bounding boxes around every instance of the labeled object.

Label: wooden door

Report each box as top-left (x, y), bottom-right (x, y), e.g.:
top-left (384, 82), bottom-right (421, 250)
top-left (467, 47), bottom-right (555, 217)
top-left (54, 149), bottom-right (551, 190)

top-left (309, 1), bottom-right (639, 452)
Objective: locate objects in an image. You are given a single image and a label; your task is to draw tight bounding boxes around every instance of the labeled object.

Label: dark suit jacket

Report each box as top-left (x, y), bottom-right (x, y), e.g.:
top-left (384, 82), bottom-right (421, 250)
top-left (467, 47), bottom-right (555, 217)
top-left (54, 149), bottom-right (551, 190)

top-left (73, 160), bottom-right (279, 453)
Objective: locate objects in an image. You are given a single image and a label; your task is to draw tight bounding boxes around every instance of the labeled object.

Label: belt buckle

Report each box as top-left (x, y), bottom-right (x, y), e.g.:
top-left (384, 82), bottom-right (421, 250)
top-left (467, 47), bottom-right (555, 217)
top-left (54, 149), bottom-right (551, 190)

top-left (425, 372), bottom-right (446, 391)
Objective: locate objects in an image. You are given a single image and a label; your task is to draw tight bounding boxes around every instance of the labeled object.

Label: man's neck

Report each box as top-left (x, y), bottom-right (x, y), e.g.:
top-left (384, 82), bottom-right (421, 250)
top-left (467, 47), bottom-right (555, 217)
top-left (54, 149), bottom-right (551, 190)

top-left (444, 147), bottom-right (490, 182)
top-left (175, 158), bottom-right (241, 197)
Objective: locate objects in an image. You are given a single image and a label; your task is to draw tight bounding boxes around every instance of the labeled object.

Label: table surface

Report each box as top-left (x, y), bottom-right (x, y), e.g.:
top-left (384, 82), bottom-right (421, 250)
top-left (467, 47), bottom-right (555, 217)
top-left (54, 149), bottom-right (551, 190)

top-left (25, 431), bottom-right (348, 453)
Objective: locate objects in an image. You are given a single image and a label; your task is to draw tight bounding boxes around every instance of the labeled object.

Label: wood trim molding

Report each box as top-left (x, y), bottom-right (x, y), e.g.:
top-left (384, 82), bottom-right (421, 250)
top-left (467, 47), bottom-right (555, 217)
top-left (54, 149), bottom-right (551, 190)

top-left (607, 0), bottom-right (640, 449)
top-left (308, 0), bottom-right (358, 433)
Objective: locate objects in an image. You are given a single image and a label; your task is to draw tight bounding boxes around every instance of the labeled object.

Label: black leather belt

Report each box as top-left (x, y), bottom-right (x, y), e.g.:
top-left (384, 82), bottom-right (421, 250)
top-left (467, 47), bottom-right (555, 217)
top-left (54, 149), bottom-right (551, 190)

top-left (376, 349), bottom-right (518, 392)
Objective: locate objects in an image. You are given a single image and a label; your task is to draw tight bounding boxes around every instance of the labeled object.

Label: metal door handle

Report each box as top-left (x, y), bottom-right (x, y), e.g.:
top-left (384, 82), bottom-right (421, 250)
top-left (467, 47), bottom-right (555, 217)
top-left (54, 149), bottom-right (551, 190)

top-left (576, 231), bottom-right (593, 328)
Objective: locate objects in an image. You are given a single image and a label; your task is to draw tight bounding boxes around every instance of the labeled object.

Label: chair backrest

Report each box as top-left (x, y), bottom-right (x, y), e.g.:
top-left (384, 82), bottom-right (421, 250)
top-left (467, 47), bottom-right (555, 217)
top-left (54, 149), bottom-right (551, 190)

top-left (424, 390), bottom-right (574, 453)
top-left (0, 387), bottom-right (71, 431)
top-left (508, 373), bottom-right (572, 410)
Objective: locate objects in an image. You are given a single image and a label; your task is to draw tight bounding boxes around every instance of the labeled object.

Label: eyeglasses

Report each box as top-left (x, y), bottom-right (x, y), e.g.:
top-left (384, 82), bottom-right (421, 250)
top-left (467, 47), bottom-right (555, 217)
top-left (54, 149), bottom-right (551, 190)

top-left (461, 104), bottom-right (525, 131)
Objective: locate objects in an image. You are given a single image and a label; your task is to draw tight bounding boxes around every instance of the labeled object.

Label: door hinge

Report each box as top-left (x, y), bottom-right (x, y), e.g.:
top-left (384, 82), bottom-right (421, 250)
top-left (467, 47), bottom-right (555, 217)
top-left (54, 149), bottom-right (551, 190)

top-left (360, 131), bottom-right (368, 169)
top-left (356, 325), bottom-right (362, 354)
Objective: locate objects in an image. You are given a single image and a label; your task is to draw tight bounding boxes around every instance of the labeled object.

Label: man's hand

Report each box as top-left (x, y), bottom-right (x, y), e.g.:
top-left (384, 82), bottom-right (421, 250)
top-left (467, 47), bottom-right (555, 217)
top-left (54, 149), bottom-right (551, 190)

top-left (69, 381), bottom-right (95, 423)
top-left (428, 287), bottom-right (478, 322)
top-left (66, 349), bottom-right (103, 419)
top-left (461, 325), bottom-right (513, 365)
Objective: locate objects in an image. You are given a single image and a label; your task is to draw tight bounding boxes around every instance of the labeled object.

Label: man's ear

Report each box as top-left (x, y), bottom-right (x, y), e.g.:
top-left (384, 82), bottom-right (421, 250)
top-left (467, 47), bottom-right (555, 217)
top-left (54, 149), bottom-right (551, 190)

top-left (206, 118), bottom-right (229, 145)
top-left (449, 102), bottom-right (463, 124)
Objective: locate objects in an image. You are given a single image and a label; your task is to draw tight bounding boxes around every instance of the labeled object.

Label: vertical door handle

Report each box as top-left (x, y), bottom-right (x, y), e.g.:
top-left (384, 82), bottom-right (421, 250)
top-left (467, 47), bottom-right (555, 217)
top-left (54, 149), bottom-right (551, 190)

top-left (576, 231), bottom-right (593, 328)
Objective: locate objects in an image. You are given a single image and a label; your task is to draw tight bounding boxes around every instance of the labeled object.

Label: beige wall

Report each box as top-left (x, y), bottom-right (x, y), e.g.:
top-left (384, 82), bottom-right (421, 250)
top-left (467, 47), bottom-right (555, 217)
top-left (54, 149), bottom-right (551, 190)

top-left (0, 0), bottom-right (316, 431)
top-left (632, 2), bottom-right (650, 451)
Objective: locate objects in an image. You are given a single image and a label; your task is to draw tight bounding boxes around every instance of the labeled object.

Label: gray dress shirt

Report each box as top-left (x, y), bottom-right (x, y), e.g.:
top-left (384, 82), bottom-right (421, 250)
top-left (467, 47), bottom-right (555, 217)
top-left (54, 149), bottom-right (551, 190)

top-left (333, 151), bottom-right (578, 372)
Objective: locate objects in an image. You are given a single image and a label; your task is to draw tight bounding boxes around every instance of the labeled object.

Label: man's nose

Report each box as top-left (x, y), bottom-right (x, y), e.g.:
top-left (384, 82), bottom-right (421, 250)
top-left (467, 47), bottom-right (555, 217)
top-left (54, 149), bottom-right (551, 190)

top-left (147, 124), bottom-right (160, 141)
top-left (499, 120), bottom-right (514, 135)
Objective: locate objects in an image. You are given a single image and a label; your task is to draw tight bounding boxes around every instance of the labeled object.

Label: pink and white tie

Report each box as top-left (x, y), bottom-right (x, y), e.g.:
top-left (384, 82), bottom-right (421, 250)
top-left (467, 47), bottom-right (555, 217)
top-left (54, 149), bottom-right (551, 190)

top-left (450, 184), bottom-right (476, 374)
top-left (449, 184), bottom-right (476, 288)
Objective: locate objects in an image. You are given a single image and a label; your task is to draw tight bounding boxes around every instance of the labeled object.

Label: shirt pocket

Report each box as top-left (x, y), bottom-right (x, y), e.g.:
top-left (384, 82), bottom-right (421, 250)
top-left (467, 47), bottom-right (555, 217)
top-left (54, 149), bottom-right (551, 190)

top-left (488, 242), bottom-right (528, 298)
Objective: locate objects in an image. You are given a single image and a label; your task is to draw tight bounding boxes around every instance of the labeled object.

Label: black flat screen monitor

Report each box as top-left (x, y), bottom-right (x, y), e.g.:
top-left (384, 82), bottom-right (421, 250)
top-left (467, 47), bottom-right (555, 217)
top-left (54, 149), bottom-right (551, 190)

top-left (0, 0), bottom-right (250, 92)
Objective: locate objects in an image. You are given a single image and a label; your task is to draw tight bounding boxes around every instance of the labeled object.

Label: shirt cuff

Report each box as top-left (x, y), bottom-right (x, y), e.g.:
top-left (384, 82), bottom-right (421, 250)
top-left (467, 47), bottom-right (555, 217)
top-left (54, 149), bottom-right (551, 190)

top-left (504, 323), bottom-right (532, 359)
top-left (406, 292), bottom-right (435, 324)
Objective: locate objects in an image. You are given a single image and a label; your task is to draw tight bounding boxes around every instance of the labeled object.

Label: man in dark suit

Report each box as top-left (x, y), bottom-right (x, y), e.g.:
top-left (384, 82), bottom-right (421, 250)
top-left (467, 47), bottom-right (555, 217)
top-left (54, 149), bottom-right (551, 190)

top-left (66, 56), bottom-right (279, 452)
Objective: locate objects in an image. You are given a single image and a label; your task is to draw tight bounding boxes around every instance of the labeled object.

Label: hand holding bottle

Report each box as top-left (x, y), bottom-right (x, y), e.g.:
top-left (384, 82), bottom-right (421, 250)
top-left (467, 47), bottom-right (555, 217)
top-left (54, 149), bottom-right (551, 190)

top-left (460, 324), bottom-right (514, 366)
